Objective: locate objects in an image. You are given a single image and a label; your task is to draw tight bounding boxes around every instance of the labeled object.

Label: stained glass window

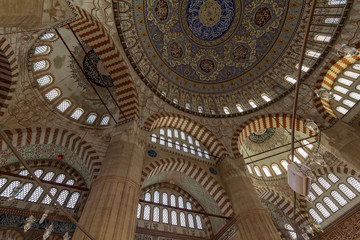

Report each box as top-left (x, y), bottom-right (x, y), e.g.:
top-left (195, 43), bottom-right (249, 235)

top-left (86, 113), bottom-right (97, 124)
top-left (170, 194), bottom-right (176, 207)
top-left (66, 179), bottom-right (75, 186)
top-left (145, 193), bottom-right (151, 202)
top-left (36, 75), bottom-right (52, 86)
top-left (188, 214), bottom-right (195, 228)
top-left (33, 60), bottom-right (48, 71)
top-left (143, 205), bottom-right (150, 221)
top-left (171, 211), bottom-right (178, 225)
top-left (70, 108), bottom-right (84, 120)
top-left (154, 191), bottom-right (160, 203)
top-left (178, 196), bottom-right (184, 208)
top-left (56, 190), bottom-right (69, 205)
top-left (186, 202), bottom-right (192, 210)
top-left (57, 100), bottom-right (71, 112)
top-left (162, 209), bottom-right (169, 224)
top-left (162, 193), bottom-right (168, 205)
top-left (153, 207), bottom-right (160, 222)
top-left (1, 181), bottom-right (20, 197)
top-left (28, 186), bottom-right (44, 202)
top-left (18, 170), bottom-right (29, 176)
top-left (100, 115), bottom-right (110, 126)
top-left (42, 172), bottom-right (55, 181)
top-left (15, 183), bottom-right (33, 200)
top-left (66, 192), bottom-right (80, 208)
top-left (0, 178), bottom-right (7, 189)
top-left (55, 174), bottom-right (66, 184)
top-left (195, 215), bottom-right (203, 229)
top-left (44, 89), bottom-right (60, 101)
top-left (41, 187), bottom-right (57, 205)
top-left (180, 212), bottom-right (186, 227)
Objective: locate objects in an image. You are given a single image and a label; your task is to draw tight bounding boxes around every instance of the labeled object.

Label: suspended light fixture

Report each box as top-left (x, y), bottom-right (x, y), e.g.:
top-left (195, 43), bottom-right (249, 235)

top-left (335, 44), bottom-right (359, 57)
top-left (305, 225), bottom-right (314, 236)
top-left (311, 153), bottom-right (327, 166)
top-left (304, 119), bottom-right (319, 133)
top-left (8, 183), bottom-right (24, 201)
top-left (24, 215), bottom-right (36, 232)
top-left (43, 223), bottom-right (54, 239)
top-left (39, 210), bottom-right (50, 224)
top-left (314, 88), bottom-right (334, 100)
top-left (301, 229), bottom-right (310, 240)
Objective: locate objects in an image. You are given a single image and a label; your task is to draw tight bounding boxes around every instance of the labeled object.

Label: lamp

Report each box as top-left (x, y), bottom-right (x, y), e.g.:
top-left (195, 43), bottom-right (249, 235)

top-left (314, 88), bottom-right (334, 100)
top-left (335, 44), bottom-right (359, 57)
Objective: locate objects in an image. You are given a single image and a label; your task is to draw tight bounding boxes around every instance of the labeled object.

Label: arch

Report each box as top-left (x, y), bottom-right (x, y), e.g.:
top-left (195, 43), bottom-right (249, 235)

top-left (0, 127), bottom-right (101, 182)
top-left (142, 182), bottom-right (213, 237)
top-left (141, 158), bottom-right (233, 217)
top-left (312, 166), bottom-right (359, 179)
top-left (0, 37), bottom-right (19, 117)
top-left (231, 114), bottom-right (318, 156)
top-left (259, 190), bottom-right (309, 227)
top-left (0, 229), bottom-right (24, 240)
top-left (318, 49), bottom-right (360, 118)
top-left (69, 7), bottom-right (139, 123)
top-left (143, 113), bottom-right (227, 159)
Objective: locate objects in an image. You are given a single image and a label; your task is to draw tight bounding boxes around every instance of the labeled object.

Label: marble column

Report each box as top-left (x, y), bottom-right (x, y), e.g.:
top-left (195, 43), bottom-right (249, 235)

top-left (73, 121), bottom-right (146, 240)
top-left (219, 157), bottom-right (281, 240)
top-left (322, 120), bottom-right (360, 173)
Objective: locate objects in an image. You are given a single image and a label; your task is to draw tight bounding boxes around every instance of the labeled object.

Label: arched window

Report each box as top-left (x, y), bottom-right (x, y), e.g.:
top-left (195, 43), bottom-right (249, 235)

top-left (34, 45), bottom-right (50, 55)
top-left (338, 78), bottom-right (353, 86)
top-left (15, 183), bottom-right (33, 200)
top-left (1, 181), bottom-right (20, 197)
top-left (41, 33), bottom-right (56, 40)
top-left (190, 146), bottom-right (196, 155)
top-left (247, 165), bottom-right (253, 174)
top-left (66, 179), bottom-right (75, 186)
top-left (56, 100), bottom-right (71, 112)
top-left (302, 139), bottom-right (314, 150)
top-left (285, 75), bottom-right (297, 84)
top-left (185, 103), bottom-right (191, 110)
top-left (0, 178), bottom-right (8, 189)
top-left (188, 135), bottom-right (193, 145)
top-left (195, 140), bottom-right (200, 147)
top-left (181, 131), bottom-right (186, 140)
top-left (86, 113), bottom-right (97, 124)
top-left (347, 177), bottom-right (360, 192)
top-left (70, 108), bottom-right (84, 120)
top-left (170, 194), bottom-right (176, 207)
top-left (188, 214), bottom-right (195, 228)
top-left (334, 85), bottom-right (349, 94)
top-left (198, 106), bottom-right (203, 113)
top-left (344, 71), bottom-right (360, 79)
top-left (204, 151), bottom-right (210, 160)
top-left (328, 173), bottom-right (340, 183)
top-left (168, 139), bottom-right (173, 148)
top-left (36, 75), bottom-right (52, 86)
top-left (42, 172), bottom-right (55, 181)
top-left (154, 191), bottom-right (160, 203)
top-left (186, 202), bottom-right (192, 210)
top-left (272, 164), bottom-right (282, 175)
top-left (100, 115), bottom-right (110, 126)
top-left (306, 50), bottom-right (321, 58)
top-left (343, 99), bottom-right (355, 108)
top-left (62, 190), bottom-right (77, 208)
top-left (55, 174), bottom-right (65, 184)
top-left (44, 88), bottom-right (60, 101)
top-left (336, 106), bottom-right (349, 115)
top-left (308, 192), bottom-right (316, 202)
top-left (316, 203), bottom-right (331, 218)
top-left (159, 136), bottom-right (165, 145)
top-left (323, 197), bottom-right (339, 213)
top-left (182, 143), bottom-right (188, 153)
top-left (171, 211), bottom-right (178, 225)
top-left (261, 94), bottom-right (271, 102)
top-left (288, 154), bottom-right (301, 163)
top-left (254, 166), bottom-right (262, 177)
top-left (137, 204), bottom-right (141, 219)
top-left (180, 212), bottom-right (186, 227)
top-left (339, 184), bottom-right (356, 200)
top-left (167, 129), bottom-right (172, 138)
top-left (153, 207), bottom-right (160, 222)
top-left (296, 63), bottom-right (310, 72)
top-left (349, 92), bottom-right (360, 100)
top-left (175, 141), bottom-right (180, 150)
top-left (312, 183), bottom-right (324, 196)
top-left (160, 129), bottom-right (165, 135)
top-left (162, 209), bottom-right (169, 224)
top-left (19, 170), bottom-right (29, 176)
top-left (162, 193), bottom-right (168, 205)
top-left (223, 107), bottom-right (230, 114)
top-left (328, 0), bottom-right (347, 5)
top-left (236, 104), bottom-right (244, 112)
top-left (145, 193), bottom-right (151, 202)
top-left (28, 186), bottom-right (44, 202)
top-left (262, 166), bottom-right (272, 177)
top-left (151, 134), bottom-right (157, 143)
top-left (284, 224), bottom-right (297, 240)
top-left (195, 215), bottom-right (203, 229)
top-left (57, 190), bottom-right (69, 205)
top-left (331, 190), bottom-right (348, 206)
top-left (318, 177), bottom-right (331, 190)
top-left (143, 205), bottom-right (151, 221)
top-left (41, 187), bottom-right (57, 204)
top-left (178, 196), bottom-right (184, 208)
top-left (249, 100), bottom-right (257, 108)
top-left (309, 208), bottom-right (323, 223)
top-left (281, 160), bottom-right (289, 171)
top-left (314, 34), bottom-right (331, 42)
top-left (33, 60), bottom-right (49, 71)
top-left (174, 129), bottom-right (179, 138)
top-left (197, 148), bottom-right (203, 157)
top-left (296, 148), bottom-right (308, 159)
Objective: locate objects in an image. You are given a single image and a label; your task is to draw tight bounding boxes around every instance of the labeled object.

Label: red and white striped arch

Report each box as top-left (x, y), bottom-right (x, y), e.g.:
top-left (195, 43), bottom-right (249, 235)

top-left (0, 230), bottom-right (24, 240)
top-left (69, 7), bottom-right (139, 123)
top-left (0, 37), bottom-right (18, 117)
top-left (313, 166), bottom-right (359, 179)
top-left (319, 51), bottom-right (360, 118)
top-left (259, 191), bottom-right (309, 227)
top-left (1, 127), bottom-right (101, 180)
top-left (142, 182), bottom-right (214, 237)
top-left (231, 114), bottom-right (318, 156)
top-left (144, 113), bottom-right (227, 159)
top-left (141, 158), bottom-right (234, 217)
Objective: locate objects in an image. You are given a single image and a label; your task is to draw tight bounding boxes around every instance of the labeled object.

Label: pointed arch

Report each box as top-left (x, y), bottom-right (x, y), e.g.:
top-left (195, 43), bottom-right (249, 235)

top-left (143, 113), bottom-right (227, 159)
top-left (0, 230), bottom-right (24, 240)
top-left (143, 182), bottom-right (214, 237)
top-left (141, 158), bottom-right (233, 217)
top-left (0, 37), bottom-right (19, 116)
top-left (231, 114), bottom-right (319, 156)
top-left (0, 127), bottom-right (101, 182)
top-left (69, 7), bottom-right (139, 123)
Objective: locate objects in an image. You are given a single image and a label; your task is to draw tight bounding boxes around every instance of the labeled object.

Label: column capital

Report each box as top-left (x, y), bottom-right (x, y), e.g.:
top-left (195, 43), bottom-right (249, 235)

top-left (111, 120), bottom-right (148, 150)
top-left (218, 156), bottom-right (247, 181)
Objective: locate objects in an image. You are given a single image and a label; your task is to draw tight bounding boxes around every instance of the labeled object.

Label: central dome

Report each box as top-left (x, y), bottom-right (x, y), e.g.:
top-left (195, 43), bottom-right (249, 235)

top-left (182, 0), bottom-right (239, 46)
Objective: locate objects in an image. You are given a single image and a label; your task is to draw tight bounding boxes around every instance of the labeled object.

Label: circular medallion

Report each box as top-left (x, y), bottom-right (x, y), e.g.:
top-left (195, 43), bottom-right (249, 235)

top-left (83, 50), bottom-right (114, 88)
top-left (148, 150), bottom-right (158, 158)
top-left (248, 128), bottom-right (276, 144)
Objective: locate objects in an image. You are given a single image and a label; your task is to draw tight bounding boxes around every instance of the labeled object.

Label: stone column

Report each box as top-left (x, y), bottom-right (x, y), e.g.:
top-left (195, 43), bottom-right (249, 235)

top-left (73, 121), bottom-right (146, 240)
top-left (322, 120), bottom-right (360, 173)
top-left (219, 157), bottom-right (280, 240)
